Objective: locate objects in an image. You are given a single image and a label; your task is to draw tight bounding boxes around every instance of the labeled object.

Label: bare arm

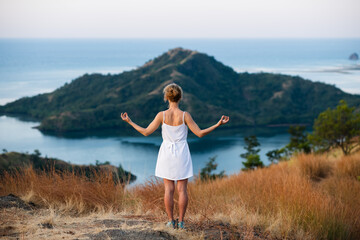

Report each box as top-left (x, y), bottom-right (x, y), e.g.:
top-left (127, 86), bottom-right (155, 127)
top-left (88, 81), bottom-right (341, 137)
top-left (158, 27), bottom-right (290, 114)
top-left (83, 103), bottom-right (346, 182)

top-left (185, 112), bottom-right (229, 138)
top-left (121, 112), bottom-right (162, 136)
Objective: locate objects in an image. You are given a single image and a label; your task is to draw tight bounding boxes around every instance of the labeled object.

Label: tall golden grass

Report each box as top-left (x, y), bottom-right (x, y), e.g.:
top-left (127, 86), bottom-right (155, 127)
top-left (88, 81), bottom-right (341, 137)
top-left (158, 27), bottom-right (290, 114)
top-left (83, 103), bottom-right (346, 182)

top-left (0, 167), bottom-right (124, 214)
top-left (131, 153), bottom-right (360, 240)
top-left (1, 152), bottom-right (359, 239)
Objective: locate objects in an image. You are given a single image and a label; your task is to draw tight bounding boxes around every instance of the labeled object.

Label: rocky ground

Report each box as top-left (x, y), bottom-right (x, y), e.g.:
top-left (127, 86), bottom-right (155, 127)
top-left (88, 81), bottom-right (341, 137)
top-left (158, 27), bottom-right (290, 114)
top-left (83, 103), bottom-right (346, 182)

top-left (0, 194), bottom-right (273, 240)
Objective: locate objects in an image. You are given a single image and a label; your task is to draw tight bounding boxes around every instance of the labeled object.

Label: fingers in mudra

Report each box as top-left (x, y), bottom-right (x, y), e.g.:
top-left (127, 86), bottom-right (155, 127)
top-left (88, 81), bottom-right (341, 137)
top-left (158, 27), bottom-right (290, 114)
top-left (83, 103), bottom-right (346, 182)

top-left (220, 115), bottom-right (229, 124)
top-left (121, 112), bottom-right (128, 121)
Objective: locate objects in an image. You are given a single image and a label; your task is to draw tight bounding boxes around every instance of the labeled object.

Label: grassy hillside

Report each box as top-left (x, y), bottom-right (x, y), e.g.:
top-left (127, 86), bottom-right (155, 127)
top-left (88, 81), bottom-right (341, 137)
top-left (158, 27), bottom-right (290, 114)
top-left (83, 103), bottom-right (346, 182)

top-left (1, 47), bottom-right (360, 132)
top-left (1, 151), bottom-right (359, 239)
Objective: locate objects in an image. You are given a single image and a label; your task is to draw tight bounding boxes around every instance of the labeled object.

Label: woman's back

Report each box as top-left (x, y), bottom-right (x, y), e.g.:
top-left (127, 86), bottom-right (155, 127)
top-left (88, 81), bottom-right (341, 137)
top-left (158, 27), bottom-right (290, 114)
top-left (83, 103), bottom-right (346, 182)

top-left (162, 110), bottom-right (188, 143)
top-left (163, 109), bottom-right (185, 126)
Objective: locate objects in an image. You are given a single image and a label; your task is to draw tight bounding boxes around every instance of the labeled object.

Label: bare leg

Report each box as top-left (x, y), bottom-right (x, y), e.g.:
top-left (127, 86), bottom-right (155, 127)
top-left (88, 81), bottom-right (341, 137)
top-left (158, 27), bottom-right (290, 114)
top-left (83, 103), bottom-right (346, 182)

top-left (163, 179), bottom-right (175, 221)
top-left (176, 179), bottom-right (188, 222)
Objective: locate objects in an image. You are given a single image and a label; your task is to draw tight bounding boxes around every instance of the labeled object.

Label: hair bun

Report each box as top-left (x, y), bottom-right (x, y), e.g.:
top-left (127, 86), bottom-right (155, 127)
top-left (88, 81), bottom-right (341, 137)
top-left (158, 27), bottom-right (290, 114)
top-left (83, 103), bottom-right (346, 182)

top-left (163, 83), bottom-right (183, 103)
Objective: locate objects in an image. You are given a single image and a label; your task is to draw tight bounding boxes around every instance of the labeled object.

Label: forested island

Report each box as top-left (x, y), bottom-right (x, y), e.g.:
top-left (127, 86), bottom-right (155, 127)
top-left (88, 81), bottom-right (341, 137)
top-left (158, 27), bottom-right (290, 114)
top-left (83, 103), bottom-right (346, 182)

top-left (1, 47), bottom-right (360, 132)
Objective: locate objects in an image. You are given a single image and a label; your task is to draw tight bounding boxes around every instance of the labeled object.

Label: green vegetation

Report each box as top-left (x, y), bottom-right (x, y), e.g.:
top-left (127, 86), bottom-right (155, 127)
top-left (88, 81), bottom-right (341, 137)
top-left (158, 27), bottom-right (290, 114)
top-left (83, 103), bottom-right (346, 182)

top-left (308, 100), bottom-right (360, 155)
top-left (0, 150), bottom-right (136, 184)
top-left (200, 156), bottom-right (225, 181)
top-left (240, 136), bottom-right (264, 170)
top-left (266, 125), bottom-right (311, 163)
top-left (266, 100), bottom-right (360, 162)
top-left (95, 159), bottom-right (111, 166)
top-left (266, 148), bottom-right (287, 163)
top-left (0, 48), bottom-right (359, 132)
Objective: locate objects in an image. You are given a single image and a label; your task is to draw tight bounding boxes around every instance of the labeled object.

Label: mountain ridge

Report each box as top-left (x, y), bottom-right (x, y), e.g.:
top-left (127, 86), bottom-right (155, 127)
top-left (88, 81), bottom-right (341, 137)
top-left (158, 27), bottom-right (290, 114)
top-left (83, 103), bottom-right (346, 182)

top-left (1, 47), bottom-right (359, 132)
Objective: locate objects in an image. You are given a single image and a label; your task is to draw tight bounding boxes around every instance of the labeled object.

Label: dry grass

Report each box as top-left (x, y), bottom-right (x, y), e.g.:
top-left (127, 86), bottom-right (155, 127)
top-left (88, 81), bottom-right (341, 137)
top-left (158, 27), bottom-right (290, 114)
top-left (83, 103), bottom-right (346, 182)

top-left (1, 152), bottom-right (360, 239)
top-left (294, 154), bottom-right (333, 181)
top-left (0, 167), bottom-right (124, 214)
top-left (335, 153), bottom-right (360, 178)
top-left (131, 152), bottom-right (360, 240)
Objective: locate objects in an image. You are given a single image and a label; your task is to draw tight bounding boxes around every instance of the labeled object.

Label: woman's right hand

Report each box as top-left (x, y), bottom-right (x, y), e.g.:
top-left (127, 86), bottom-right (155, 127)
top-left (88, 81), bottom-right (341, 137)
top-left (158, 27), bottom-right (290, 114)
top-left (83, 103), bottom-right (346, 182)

top-left (218, 115), bottom-right (230, 126)
top-left (121, 112), bottom-right (131, 123)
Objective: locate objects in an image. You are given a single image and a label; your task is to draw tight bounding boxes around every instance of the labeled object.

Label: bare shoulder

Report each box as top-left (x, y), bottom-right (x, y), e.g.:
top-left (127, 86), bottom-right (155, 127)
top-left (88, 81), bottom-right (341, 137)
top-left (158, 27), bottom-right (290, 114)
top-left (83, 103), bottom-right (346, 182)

top-left (184, 111), bottom-right (194, 123)
top-left (157, 111), bottom-right (164, 117)
top-left (184, 111), bottom-right (192, 117)
top-left (155, 111), bottom-right (163, 121)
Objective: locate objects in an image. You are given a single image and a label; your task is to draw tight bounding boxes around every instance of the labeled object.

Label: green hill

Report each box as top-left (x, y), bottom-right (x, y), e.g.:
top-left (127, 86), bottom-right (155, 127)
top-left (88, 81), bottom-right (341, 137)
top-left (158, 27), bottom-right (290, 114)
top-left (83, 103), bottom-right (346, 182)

top-left (0, 150), bottom-right (136, 184)
top-left (0, 47), bottom-right (359, 132)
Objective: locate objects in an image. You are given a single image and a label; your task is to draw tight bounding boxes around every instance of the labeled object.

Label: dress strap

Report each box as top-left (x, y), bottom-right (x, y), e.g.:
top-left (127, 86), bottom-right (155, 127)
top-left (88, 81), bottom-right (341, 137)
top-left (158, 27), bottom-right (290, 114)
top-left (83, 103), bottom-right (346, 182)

top-left (163, 111), bottom-right (165, 124)
top-left (182, 111), bottom-right (186, 124)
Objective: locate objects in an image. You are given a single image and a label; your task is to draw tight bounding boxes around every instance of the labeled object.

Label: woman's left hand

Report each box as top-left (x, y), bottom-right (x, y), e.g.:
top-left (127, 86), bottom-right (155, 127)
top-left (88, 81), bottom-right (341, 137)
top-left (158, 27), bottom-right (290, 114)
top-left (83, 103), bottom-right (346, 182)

top-left (218, 115), bottom-right (230, 126)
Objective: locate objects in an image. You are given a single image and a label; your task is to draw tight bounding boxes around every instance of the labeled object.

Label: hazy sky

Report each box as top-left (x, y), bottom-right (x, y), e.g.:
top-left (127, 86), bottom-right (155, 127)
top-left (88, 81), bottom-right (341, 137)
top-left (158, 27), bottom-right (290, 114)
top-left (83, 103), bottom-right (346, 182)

top-left (0, 0), bottom-right (359, 38)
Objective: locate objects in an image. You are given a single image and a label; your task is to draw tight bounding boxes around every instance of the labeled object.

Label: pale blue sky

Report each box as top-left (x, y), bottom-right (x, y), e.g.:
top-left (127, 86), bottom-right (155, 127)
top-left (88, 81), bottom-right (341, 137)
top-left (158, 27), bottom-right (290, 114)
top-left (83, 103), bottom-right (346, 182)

top-left (0, 0), bottom-right (359, 38)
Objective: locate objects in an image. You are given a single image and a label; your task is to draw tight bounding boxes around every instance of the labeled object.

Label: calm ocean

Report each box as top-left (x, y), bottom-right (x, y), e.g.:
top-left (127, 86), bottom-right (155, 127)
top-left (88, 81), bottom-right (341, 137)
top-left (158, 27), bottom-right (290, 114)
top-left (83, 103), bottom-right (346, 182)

top-left (0, 39), bottom-right (359, 184)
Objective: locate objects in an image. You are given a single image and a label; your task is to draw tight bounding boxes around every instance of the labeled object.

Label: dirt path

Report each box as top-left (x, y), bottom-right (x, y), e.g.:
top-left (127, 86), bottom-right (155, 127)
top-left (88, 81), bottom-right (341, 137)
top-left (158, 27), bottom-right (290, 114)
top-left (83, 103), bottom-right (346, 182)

top-left (0, 194), bottom-right (272, 240)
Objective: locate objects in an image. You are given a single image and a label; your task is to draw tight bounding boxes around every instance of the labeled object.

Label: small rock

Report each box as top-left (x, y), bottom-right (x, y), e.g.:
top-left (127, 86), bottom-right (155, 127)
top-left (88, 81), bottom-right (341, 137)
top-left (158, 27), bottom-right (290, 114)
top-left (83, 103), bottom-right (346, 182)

top-left (349, 52), bottom-right (359, 60)
top-left (40, 223), bottom-right (54, 229)
top-left (0, 194), bottom-right (36, 211)
top-left (65, 230), bottom-right (75, 235)
top-left (0, 226), bottom-right (16, 237)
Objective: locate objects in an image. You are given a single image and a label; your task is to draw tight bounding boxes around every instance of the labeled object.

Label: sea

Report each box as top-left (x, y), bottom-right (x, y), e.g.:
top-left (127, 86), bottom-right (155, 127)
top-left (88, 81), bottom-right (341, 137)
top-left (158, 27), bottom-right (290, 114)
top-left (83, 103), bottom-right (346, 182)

top-left (0, 38), bottom-right (359, 184)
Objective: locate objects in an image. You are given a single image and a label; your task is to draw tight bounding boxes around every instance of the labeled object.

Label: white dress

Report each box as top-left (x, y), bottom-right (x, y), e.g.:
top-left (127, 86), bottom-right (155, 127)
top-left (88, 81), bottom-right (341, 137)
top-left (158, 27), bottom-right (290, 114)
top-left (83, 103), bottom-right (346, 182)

top-left (155, 111), bottom-right (193, 180)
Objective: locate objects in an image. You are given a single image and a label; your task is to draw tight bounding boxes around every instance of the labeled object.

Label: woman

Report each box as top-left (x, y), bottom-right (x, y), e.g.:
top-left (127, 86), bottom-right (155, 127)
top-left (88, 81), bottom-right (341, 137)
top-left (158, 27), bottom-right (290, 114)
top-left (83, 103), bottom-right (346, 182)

top-left (121, 83), bottom-right (229, 229)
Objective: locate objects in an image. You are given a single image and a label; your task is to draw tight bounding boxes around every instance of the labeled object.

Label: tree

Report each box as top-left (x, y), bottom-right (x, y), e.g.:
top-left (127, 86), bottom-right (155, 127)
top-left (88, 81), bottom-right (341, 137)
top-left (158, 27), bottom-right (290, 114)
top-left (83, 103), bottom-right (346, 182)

top-left (241, 136), bottom-right (263, 170)
top-left (30, 149), bottom-right (42, 169)
top-left (308, 100), bottom-right (360, 155)
top-left (266, 148), bottom-right (287, 164)
top-left (95, 160), bottom-right (111, 166)
top-left (266, 125), bottom-right (311, 163)
top-left (287, 126), bottom-right (311, 154)
top-left (200, 156), bottom-right (225, 181)
top-left (33, 149), bottom-right (41, 157)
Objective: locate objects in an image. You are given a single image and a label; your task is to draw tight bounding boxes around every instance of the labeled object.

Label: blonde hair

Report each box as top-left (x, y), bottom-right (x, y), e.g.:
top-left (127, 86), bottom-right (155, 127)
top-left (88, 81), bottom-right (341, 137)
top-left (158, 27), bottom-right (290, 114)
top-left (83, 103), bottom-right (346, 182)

top-left (163, 83), bottom-right (183, 103)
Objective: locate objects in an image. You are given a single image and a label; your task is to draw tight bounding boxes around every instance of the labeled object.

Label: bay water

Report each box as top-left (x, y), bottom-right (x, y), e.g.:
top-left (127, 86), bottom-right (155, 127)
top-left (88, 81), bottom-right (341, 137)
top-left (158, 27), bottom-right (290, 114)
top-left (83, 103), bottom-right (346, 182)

top-left (0, 115), bottom-right (290, 184)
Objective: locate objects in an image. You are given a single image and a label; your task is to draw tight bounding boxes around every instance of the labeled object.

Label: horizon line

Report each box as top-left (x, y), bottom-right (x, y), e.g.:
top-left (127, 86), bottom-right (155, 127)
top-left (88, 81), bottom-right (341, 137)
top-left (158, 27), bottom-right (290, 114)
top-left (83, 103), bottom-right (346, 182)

top-left (1, 37), bottom-right (360, 40)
